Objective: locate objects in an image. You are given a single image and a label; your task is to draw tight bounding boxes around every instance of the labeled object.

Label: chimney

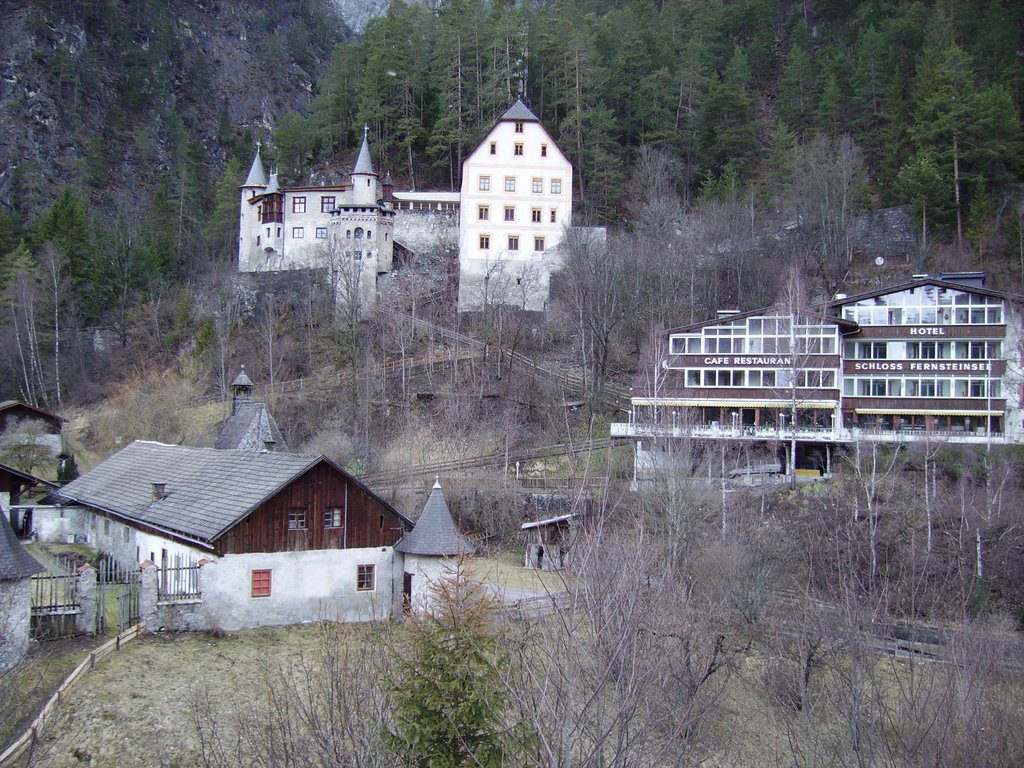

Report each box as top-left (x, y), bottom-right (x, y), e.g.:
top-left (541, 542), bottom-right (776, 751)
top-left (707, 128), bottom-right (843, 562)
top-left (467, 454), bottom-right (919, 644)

top-left (152, 482), bottom-right (167, 501)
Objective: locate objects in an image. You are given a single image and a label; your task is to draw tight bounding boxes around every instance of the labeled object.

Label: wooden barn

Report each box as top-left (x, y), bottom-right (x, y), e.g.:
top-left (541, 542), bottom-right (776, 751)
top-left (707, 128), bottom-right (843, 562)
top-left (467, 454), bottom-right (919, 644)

top-left (32, 441), bottom-right (415, 629)
top-left (45, 440), bottom-right (412, 559)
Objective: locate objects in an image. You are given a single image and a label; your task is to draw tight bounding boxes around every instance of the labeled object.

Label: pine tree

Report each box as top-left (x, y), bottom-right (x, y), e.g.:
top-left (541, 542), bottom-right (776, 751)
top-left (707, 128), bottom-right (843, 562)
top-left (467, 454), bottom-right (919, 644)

top-left (385, 568), bottom-right (528, 768)
top-left (777, 44), bottom-right (816, 136)
top-left (697, 46), bottom-right (757, 178)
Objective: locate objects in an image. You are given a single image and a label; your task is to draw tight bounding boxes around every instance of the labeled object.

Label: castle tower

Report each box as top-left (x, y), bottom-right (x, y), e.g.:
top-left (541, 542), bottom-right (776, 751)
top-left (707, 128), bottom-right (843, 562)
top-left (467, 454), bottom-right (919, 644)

top-left (351, 125), bottom-right (379, 207)
top-left (238, 143), bottom-right (268, 270)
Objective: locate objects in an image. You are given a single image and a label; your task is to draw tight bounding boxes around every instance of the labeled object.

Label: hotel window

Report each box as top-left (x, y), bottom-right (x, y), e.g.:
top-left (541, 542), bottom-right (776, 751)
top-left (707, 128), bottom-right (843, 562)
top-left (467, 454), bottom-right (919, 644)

top-left (541, 144), bottom-right (548, 157)
top-left (532, 208), bottom-right (542, 223)
top-left (315, 227), bottom-right (327, 239)
top-left (478, 205), bottom-right (489, 221)
top-left (505, 177), bottom-right (516, 192)
top-left (251, 569), bottom-right (272, 598)
top-left (357, 564), bottom-right (376, 591)
top-left (504, 206), bottom-right (515, 221)
top-left (532, 178), bottom-right (543, 193)
top-left (479, 235), bottom-right (490, 250)
top-left (479, 176), bottom-right (491, 191)
top-left (535, 237), bottom-right (545, 252)
top-left (324, 507), bottom-right (343, 528)
top-left (514, 143), bottom-right (524, 156)
top-left (919, 380), bottom-right (936, 397)
top-left (292, 227), bottom-right (304, 238)
top-left (515, 121), bottom-right (524, 133)
top-left (288, 507), bottom-right (307, 530)
top-left (551, 179), bottom-right (562, 194)
top-left (550, 210), bottom-right (557, 223)
top-left (857, 342), bottom-right (887, 359)
top-left (321, 196), bottom-right (335, 212)
top-left (490, 141), bottom-right (497, 155)
top-left (293, 197), bottom-right (306, 213)
top-left (508, 236), bottom-right (519, 251)
top-left (686, 370), bottom-right (700, 386)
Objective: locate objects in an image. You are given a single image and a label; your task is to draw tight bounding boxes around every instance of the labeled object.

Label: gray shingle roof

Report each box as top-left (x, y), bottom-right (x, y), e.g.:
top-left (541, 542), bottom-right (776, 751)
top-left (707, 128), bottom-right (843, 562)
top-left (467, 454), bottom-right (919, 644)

top-left (230, 367), bottom-right (254, 388)
top-left (396, 481), bottom-right (472, 556)
top-left (500, 99), bottom-right (539, 123)
top-left (353, 133), bottom-right (375, 175)
top-left (214, 401), bottom-right (287, 451)
top-left (244, 146), bottom-right (268, 187)
top-left (53, 441), bottom-right (321, 544)
top-left (1, 510), bottom-right (44, 579)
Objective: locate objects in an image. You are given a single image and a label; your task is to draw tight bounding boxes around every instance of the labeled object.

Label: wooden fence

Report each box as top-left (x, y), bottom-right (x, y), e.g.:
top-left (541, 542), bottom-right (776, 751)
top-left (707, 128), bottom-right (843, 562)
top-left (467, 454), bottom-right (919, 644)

top-left (158, 559), bottom-right (202, 601)
top-left (0, 623), bottom-right (145, 768)
top-left (30, 573), bottom-right (81, 640)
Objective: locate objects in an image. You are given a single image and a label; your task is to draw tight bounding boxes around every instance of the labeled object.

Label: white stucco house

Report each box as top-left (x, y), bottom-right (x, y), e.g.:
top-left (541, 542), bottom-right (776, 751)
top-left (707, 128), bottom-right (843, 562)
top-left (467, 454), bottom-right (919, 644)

top-left (28, 442), bottom-right (475, 630)
top-left (457, 100), bottom-right (574, 313)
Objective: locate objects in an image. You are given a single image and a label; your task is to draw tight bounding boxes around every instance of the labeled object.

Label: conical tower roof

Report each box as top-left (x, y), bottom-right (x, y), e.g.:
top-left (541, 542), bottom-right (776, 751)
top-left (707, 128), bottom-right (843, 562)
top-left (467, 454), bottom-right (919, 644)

top-left (396, 480), bottom-right (472, 556)
top-left (353, 126), bottom-right (375, 175)
top-left (0, 510), bottom-right (45, 580)
top-left (244, 144), bottom-right (268, 187)
top-left (231, 365), bottom-right (254, 389)
top-left (265, 171), bottom-right (280, 194)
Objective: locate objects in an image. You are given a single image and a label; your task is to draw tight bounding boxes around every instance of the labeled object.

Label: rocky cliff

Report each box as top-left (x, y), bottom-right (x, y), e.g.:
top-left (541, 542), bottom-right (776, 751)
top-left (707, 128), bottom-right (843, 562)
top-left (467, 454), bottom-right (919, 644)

top-left (0, 0), bottom-right (347, 214)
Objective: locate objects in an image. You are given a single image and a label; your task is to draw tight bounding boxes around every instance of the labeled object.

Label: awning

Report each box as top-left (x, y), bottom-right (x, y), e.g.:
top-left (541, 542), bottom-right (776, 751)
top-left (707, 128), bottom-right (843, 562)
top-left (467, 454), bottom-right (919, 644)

top-left (854, 408), bottom-right (1002, 416)
top-left (633, 399), bottom-right (836, 409)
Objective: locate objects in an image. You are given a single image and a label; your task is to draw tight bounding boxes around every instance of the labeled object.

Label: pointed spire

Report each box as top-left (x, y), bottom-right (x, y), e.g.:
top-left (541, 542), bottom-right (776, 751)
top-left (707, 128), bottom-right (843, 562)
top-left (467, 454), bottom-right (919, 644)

top-left (353, 127), bottom-right (375, 175)
top-left (396, 481), bottom-right (473, 556)
top-left (243, 142), bottom-right (268, 187)
top-left (265, 171), bottom-right (280, 195)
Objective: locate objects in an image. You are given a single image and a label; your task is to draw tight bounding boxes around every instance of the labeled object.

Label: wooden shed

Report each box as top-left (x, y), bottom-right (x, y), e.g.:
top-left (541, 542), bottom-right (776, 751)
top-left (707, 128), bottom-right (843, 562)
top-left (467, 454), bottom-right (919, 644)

top-left (521, 512), bottom-right (579, 570)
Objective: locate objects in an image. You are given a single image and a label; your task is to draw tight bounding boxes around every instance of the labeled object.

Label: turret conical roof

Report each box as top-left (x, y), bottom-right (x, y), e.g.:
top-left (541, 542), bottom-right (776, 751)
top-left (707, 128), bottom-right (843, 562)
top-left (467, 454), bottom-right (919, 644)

top-left (1, 510), bottom-right (45, 580)
top-left (244, 145), bottom-right (268, 187)
top-left (353, 127), bottom-right (375, 175)
top-left (265, 172), bottom-right (280, 195)
top-left (396, 480), bottom-right (472, 556)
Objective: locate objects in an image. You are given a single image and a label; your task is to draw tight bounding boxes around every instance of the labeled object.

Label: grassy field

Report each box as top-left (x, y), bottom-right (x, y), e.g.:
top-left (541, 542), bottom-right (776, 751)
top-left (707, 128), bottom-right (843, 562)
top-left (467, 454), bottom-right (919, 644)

top-left (21, 625), bottom-right (327, 768)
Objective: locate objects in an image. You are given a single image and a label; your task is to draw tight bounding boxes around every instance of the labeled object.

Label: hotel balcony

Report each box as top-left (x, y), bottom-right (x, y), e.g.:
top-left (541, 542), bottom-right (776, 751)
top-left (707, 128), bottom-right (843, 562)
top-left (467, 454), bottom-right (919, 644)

top-left (609, 420), bottom-right (1022, 446)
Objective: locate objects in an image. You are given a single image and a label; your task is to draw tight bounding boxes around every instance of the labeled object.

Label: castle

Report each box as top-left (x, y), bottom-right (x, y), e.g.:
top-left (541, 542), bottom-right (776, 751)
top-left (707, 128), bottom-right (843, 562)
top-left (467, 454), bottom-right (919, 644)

top-left (237, 101), bottom-right (575, 313)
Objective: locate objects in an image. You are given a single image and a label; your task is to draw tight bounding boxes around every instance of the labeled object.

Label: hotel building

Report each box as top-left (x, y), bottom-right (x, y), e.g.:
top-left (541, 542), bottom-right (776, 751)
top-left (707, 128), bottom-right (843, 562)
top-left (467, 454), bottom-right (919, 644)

top-left (611, 273), bottom-right (1024, 477)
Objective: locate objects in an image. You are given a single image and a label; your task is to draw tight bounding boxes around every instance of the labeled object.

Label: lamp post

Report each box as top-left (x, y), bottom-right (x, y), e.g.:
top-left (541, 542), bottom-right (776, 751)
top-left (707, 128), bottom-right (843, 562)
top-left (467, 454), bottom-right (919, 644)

top-left (731, 411), bottom-right (739, 437)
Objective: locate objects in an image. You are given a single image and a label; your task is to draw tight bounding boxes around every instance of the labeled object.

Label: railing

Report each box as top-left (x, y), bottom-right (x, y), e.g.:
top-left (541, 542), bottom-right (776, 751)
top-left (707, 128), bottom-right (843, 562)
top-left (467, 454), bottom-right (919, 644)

top-left (610, 421), bottom-right (1017, 445)
top-left (157, 561), bottom-right (202, 602)
top-left (31, 574), bottom-right (79, 614)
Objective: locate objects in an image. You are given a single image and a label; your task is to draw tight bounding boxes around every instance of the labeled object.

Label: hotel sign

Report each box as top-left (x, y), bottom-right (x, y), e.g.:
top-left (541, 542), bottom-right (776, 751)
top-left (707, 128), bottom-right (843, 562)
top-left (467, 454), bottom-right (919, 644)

top-left (848, 360), bottom-right (1000, 373)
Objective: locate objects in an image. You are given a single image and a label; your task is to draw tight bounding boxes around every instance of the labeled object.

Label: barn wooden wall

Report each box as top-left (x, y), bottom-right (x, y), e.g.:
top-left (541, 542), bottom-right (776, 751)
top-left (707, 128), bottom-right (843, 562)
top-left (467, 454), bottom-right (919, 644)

top-left (214, 462), bottom-right (409, 555)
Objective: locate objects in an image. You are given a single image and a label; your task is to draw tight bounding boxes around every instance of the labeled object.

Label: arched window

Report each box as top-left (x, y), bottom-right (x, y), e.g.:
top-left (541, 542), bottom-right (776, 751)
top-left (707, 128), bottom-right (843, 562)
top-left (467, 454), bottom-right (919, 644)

top-left (346, 229), bottom-right (352, 239)
top-left (366, 230), bottom-right (372, 240)
top-left (354, 227), bottom-right (364, 239)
